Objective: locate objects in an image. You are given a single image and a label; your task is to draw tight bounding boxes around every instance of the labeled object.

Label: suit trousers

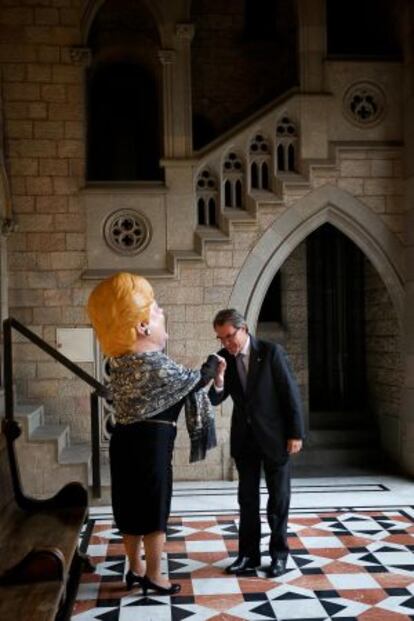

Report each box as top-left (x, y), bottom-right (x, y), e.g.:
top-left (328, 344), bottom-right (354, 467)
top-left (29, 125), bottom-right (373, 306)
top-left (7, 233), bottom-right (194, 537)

top-left (235, 434), bottom-right (291, 563)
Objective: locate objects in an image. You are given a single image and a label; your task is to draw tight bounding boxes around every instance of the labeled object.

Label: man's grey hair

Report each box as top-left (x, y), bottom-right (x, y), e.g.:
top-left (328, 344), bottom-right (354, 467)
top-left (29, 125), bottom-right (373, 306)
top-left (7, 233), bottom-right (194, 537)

top-left (213, 308), bottom-right (248, 331)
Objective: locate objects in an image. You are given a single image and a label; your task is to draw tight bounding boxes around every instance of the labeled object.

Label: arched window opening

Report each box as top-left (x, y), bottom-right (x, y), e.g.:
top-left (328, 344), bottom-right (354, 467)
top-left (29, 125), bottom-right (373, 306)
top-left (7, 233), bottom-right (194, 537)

top-left (288, 144), bottom-right (295, 171)
top-left (251, 162), bottom-right (259, 189)
top-left (196, 168), bottom-right (219, 226)
top-left (276, 116), bottom-right (298, 174)
top-left (208, 198), bottom-right (217, 226)
top-left (235, 180), bottom-right (243, 207)
top-left (86, 0), bottom-right (162, 182)
top-left (87, 61), bottom-right (162, 181)
top-left (224, 180), bottom-right (232, 207)
top-left (198, 198), bottom-right (206, 225)
top-left (262, 162), bottom-right (269, 189)
top-left (249, 134), bottom-right (271, 191)
top-left (223, 152), bottom-right (245, 209)
top-left (277, 144), bottom-right (285, 171)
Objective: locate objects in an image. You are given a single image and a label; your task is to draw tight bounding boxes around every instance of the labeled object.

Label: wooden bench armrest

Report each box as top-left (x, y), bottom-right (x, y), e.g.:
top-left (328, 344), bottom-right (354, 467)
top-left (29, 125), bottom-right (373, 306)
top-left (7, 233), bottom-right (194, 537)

top-left (0, 548), bottom-right (65, 585)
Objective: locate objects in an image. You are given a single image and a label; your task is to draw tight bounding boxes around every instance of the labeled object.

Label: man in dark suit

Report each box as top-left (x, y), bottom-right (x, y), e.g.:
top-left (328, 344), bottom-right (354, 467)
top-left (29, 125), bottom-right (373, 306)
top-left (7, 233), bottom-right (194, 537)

top-left (209, 309), bottom-right (304, 577)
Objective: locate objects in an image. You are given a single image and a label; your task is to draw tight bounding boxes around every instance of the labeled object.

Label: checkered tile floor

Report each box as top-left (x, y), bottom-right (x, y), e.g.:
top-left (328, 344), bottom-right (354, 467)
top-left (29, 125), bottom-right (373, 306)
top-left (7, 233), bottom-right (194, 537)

top-left (73, 506), bottom-right (414, 620)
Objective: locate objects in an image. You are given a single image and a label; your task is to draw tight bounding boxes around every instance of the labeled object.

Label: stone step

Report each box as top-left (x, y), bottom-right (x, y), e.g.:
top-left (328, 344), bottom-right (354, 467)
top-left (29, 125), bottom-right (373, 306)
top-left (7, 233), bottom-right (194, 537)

top-left (307, 427), bottom-right (378, 448)
top-left (15, 403), bottom-right (45, 437)
top-left (310, 410), bottom-right (375, 430)
top-left (277, 172), bottom-right (310, 188)
top-left (30, 424), bottom-right (70, 457)
top-left (293, 446), bottom-right (382, 468)
top-left (60, 443), bottom-right (91, 466)
top-left (167, 249), bottom-right (202, 273)
top-left (15, 401), bottom-right (92, 469)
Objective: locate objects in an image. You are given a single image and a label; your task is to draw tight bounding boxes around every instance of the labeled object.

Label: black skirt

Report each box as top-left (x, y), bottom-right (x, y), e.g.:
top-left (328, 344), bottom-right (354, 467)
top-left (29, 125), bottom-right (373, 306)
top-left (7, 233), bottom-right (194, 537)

top-left (109, 409), bottom-right (179, 535)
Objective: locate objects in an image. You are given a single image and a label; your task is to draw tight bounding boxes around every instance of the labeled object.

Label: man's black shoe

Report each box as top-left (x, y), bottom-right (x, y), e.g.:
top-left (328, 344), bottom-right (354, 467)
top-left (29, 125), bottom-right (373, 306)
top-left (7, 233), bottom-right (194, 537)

top-left (266, 558), bottom-right (287, 578)
top-left (225, 556), bottom-right (260, 575)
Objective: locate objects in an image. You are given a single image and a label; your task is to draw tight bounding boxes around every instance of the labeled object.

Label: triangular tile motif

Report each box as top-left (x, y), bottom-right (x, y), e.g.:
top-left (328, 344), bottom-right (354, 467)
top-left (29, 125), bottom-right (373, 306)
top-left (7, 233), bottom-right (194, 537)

top-left (250, 601), bottom-right (277, 618)
top-left (95, 611), bottom-right (120, 621)
top-left (72, 507), bottom-right (414, 620)
top-left (170, 605), bottom-right (197, 620)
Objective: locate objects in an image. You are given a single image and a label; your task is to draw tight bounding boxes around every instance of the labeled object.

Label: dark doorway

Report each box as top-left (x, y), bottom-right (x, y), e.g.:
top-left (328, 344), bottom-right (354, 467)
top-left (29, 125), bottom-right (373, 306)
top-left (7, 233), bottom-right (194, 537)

top-left (307, 224), bottom-right (367, 420)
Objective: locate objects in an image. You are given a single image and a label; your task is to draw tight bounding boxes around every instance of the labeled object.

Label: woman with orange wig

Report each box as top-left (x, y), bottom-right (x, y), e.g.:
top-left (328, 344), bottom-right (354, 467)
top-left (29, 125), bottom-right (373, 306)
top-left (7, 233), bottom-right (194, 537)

top-left (87, 273), bottom-right (221, 596)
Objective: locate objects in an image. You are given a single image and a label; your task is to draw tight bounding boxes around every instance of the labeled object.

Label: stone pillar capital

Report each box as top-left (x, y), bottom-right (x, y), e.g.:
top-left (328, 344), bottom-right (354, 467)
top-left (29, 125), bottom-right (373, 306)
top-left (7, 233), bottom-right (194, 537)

top-left (158, 49), bottom-right (176, 65)
top-left (175, 23), bottom-right (195, 41)
top-left (69, 46), bottom-right (92, 66)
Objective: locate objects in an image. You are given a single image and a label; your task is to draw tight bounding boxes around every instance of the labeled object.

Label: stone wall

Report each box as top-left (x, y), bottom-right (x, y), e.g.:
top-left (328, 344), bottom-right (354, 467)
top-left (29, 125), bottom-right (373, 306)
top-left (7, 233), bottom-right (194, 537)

top-left (312, 148), bottom-right (404, 243)
top-left (1, 2), bottom-right (91, 439)
top-left (364, 259), bottom-right (403, 462)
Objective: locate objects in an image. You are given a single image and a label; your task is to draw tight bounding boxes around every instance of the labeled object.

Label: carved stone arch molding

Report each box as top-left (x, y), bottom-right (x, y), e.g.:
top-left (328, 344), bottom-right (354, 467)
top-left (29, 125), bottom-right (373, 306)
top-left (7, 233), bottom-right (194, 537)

top-left (229, 184), bottom-right (405, 329)
top-left (80, 0), bottom-right (172, 46)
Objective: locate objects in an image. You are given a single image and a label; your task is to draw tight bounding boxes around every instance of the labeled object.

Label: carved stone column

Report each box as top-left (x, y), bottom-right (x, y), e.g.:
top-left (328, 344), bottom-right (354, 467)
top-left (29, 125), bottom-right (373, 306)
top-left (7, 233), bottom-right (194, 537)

top-left (175, 23), bottom-right (195, 157)
top-left (159, 23), bottom-right (194, 159)
top-left (297, 0), bottom-right (326, 92)
top-left (158, 49), bottom-right (177, 158)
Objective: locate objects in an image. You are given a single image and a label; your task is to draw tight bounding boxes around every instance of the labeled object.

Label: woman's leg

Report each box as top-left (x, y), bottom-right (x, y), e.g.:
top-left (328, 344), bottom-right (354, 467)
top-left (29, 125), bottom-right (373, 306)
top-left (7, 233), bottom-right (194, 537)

top-left (143, 530), bottom-right (171, 587)
top-left (123, 534), bottom-right (145, 575)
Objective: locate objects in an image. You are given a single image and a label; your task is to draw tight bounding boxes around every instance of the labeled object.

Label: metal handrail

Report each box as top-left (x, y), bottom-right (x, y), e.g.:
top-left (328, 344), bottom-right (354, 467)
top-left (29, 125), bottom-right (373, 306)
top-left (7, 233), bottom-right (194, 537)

top-left (2, 317), bottom-right (107, 497)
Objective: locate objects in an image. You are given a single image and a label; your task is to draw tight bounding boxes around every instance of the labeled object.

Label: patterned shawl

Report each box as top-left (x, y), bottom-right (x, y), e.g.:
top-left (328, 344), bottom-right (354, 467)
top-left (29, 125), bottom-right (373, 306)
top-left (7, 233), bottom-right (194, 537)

top-left (109, 351), bottom-right (217, 462)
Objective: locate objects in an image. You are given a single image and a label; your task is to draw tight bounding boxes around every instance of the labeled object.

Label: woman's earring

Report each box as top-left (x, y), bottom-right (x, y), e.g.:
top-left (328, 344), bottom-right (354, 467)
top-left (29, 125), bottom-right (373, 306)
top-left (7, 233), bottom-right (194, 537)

top-left (144, 327), bottom-right (151, 336)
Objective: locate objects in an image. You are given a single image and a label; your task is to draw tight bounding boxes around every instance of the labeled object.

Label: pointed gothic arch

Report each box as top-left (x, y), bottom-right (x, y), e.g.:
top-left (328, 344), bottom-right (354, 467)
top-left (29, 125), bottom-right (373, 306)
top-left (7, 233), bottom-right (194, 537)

top-left (229, 184), bottom-right (404, 330)
top-left (81, 0), bottom-right (169, 46)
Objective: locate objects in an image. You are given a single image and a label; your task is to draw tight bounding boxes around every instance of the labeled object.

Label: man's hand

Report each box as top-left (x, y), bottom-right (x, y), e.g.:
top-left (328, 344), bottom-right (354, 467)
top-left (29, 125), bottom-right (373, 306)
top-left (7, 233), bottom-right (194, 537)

top-left (214, 354), bottom-right (227, 388)
top-left (287, 438), bottom-right (302, 454)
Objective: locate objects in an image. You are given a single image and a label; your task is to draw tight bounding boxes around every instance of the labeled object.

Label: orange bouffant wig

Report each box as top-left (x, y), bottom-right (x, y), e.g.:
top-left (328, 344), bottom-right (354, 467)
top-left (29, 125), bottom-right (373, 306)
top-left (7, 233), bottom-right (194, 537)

top-left (87, 272), bottom-right (154, 357)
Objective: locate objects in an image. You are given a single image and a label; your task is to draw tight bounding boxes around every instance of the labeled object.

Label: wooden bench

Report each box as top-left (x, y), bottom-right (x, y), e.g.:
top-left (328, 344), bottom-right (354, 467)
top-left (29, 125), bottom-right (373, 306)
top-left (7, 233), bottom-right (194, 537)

top-left (0, 419), bottom-right (93, 621)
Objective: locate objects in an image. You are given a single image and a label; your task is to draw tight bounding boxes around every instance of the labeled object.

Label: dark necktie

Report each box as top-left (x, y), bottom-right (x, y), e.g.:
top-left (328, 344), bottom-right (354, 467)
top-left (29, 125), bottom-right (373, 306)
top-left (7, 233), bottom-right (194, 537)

top-left (236, 353), bottom-right (247, 392)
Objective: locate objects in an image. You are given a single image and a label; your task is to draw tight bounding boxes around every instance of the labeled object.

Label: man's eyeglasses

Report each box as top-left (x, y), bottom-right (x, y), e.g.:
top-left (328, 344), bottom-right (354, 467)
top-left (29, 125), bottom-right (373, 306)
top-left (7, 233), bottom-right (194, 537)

top-left (216, 327), bottom-right (241, 343)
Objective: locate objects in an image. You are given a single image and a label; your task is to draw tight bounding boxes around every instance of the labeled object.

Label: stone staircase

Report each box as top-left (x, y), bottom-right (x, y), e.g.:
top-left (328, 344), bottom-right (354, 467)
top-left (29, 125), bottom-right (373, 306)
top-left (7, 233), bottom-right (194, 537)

top-left (1, 391), bottom-right (91, 499)
top-left (292, 411), bottom-right (387, 477)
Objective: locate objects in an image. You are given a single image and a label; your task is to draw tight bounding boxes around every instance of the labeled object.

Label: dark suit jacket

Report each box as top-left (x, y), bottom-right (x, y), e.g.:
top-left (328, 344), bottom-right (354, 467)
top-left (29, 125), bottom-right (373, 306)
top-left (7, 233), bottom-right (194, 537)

top-left (209, 337), bottom-right (305, 464)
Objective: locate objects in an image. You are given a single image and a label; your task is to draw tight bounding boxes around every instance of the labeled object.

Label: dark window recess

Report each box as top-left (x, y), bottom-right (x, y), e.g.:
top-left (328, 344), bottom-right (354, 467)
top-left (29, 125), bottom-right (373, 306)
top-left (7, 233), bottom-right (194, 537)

top-left (288, 144), bottom-right (295, 171)
top-left (327, 0), bottom-right (402, 58)
top-left (235, 180), bottom-right (242, 207)
top-left (87, 61), bottom-right (163, 181)
top-left (251, 162), bottom-right (259, 188)
top-left (277, 144), bottom-right (284, 171)
top-left (224, 180), bottom-right (232, 207)
top-left (198, 198), bottom-right (206, 225)
top-left (307, 223), bottom-right (367, 412)
top-left (208, 198), bottom-right (216, 226)
top-left (244, 0), bottom-right (278, 40)
top-left (258, 271), bottom-right (282, 323)
top-left (262, 162), bottom-right (269, 189)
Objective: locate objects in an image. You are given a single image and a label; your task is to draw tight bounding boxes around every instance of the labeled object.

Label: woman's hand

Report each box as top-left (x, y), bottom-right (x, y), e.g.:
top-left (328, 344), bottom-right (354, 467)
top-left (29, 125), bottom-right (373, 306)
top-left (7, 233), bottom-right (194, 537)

top-left (214, 354), bottom-right (227, 388)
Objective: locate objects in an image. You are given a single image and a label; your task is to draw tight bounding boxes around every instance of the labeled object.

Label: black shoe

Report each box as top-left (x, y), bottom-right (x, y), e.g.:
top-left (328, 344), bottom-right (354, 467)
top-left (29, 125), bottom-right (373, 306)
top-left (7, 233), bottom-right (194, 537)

top-left (266, 558), bottom-right (287, 578)
top-left (142, 575), bottom-right (181, 596)
top-left (225, 556), bottom-right (260, 575)
top-left (125, 569), bottom-right (144, 590)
